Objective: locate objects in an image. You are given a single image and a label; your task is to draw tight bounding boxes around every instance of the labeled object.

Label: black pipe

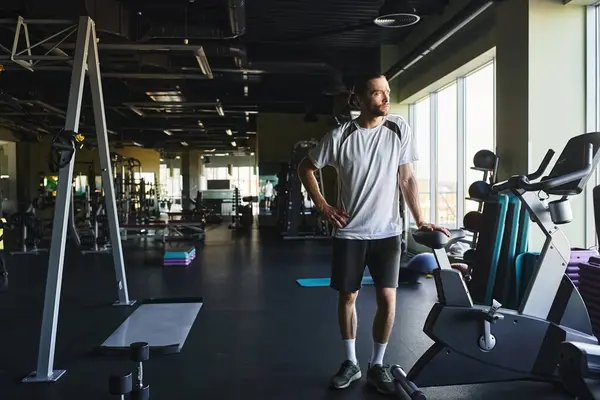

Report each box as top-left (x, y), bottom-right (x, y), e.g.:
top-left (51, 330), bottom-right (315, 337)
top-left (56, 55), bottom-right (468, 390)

top-left (385, 0), bottom-right (496, 82)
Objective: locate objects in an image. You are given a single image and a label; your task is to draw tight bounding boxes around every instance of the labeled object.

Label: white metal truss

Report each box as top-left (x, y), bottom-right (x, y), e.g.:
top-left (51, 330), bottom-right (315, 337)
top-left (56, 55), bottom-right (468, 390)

top-left (16, 16), bottom-right (136, 384)
top-left (0, 17), bottom-right (77, 71)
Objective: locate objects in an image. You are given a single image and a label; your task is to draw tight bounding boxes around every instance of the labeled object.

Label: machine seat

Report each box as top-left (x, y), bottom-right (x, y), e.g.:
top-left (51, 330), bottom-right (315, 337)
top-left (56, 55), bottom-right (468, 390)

top-left (412, 229), bottom-right (465, 250)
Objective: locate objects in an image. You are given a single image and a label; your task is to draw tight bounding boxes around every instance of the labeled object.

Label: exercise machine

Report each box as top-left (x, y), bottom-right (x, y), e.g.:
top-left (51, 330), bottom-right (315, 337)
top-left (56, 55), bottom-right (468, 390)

top-left (557, 184), bottom-right (600, 399)
top-left (280, 140), bottom-right (330, 239)
top-left (9, 199), bottom-right (47, 255)
top-left (19, 16), bottom-right (136, 384)
top-left (393, 132), bottom-right (600, 397)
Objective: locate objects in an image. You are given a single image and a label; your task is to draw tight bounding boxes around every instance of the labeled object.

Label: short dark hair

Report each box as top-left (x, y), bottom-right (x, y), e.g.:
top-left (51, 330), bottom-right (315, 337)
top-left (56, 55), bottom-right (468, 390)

top-left (353, 73), bottom-right (385, 97)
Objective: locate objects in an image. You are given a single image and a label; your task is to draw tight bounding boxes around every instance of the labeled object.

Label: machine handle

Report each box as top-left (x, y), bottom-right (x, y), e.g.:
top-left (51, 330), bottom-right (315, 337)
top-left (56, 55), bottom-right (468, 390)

top-left (521, 143), bottom-right (593, 192)
top-left (493, 143), bottom-right (593, 193)
top-left (527, 149), bottom-right (555, 180)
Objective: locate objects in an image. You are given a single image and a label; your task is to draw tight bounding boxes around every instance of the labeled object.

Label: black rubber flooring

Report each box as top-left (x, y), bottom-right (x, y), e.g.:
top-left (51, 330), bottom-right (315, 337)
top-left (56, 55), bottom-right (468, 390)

top-left (0, 224), bottom-right (576, 399)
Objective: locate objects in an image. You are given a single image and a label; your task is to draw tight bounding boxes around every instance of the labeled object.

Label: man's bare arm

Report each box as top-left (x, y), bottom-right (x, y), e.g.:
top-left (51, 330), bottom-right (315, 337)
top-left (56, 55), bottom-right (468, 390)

top-left (398, 163), bottom-right (450, 235)
top-left (297, 157), bottom-right (327, 211)
top-left (398, 163), bottom-right (425, 228)
top-left (297, 157), bottom-right (349, 228)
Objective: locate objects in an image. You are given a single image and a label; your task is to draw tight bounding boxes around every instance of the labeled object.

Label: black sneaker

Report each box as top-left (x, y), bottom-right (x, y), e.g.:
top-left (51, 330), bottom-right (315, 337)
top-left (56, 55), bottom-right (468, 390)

top-left (367, 363), bottom-right (395, 395)
top-left (330, 360), bottom-right (361, 389)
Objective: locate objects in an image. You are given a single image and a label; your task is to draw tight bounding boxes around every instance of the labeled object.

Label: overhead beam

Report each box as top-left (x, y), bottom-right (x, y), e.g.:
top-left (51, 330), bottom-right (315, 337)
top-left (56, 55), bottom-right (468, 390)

top-left (563, 0), bottom-right (599, 4)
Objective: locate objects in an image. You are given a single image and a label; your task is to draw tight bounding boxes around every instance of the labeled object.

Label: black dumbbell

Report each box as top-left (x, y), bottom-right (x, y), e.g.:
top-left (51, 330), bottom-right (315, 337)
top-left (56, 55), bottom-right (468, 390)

top-left (130, 342), bottom-right (150, 400)
top-left (109, 372), bottom-right (133, 399)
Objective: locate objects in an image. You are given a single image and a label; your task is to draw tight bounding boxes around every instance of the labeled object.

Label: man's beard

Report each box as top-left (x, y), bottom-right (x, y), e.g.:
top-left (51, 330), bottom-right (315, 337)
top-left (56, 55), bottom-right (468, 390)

top-left (370, 104), bottom-right (389, 117)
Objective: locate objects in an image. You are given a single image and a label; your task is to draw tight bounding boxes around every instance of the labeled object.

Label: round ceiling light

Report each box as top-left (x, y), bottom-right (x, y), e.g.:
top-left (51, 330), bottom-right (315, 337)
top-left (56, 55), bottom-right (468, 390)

top-left (374, 13), bottom-right (420, 28)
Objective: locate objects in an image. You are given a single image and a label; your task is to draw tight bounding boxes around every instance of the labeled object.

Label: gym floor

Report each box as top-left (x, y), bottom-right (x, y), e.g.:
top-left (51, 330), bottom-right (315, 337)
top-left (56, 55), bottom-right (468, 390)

top-left (0, 224), bottom-right (574, 400)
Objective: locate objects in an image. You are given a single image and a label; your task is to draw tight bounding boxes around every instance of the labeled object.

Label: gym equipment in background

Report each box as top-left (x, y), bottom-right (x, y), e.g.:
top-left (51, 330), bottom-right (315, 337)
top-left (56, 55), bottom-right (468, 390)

top-left (108, 342), bottom-right (150, 400)
top-left (462, 149), bottom-right (551, 307)
top-left (558, 186), bottom-right (600, 399)
top-left (229, 188), bottom-right (255, 231)
top-left (393, 132), bottom-right (600, 397)
top-left (461, 149), bottom-right (500, 251)
top-left (163, 247), bottom-right (196, 267)
top-left (21, 17), bottom-right (137, 384)
top-left (280, 140), bottom-right (330, 239)
top-left (8, 200), bottom-right (47, 255)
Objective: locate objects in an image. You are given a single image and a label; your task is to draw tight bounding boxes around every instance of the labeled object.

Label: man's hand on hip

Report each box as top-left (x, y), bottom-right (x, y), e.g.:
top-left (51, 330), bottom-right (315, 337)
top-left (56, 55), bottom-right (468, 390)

top-left (319, 203), bottom-right (350, 229)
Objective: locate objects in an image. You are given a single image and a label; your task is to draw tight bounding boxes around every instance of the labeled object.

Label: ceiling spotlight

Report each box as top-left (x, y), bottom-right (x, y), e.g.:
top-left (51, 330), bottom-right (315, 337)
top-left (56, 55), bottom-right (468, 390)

top-left (198, 120), bottom-right (204, 128)
top-left (163, 129), bottom-right (173, 136)
top-left (226, 129), bottom-right (233, 136)
top-left (250, 152), bottom-right (255, 156)
top-left (231, 141), bottom-right (237, 147)
top-left (176, 155), bottom-right (181, 160)
top-left (181, 141), bottom-right (189, 147)
top-left (216, 99), bottom-right (225, 116)
top-left (374, 1), bottom-right (420, 28)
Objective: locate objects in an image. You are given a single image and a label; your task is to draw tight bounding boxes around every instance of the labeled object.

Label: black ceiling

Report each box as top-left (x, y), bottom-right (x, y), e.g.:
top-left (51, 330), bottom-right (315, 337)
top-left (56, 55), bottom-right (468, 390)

top-left (0, 0), bottom-right (453, 153)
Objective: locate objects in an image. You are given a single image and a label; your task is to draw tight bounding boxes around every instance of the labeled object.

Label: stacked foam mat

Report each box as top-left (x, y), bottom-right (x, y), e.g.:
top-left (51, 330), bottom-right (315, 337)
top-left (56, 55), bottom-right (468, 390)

top-left (576, 251), bottom-right (600, 336)
top-left (567, 249), bottom-right (599, 287)
top-left (163, 247), bottom-right (196, 266)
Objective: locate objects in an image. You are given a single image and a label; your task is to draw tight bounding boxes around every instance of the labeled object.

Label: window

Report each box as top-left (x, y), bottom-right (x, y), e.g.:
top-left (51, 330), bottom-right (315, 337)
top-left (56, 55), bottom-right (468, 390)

top-left (465, 62), bottom-right (496, 213)
top-left (408, 59), bottom-right (496, 229)
top-left (585, 4), bottom-right (600, 248)
top-left (437, 83), bottom-right (458, 227)
top-left (414, 97), bottom-right (431, 223)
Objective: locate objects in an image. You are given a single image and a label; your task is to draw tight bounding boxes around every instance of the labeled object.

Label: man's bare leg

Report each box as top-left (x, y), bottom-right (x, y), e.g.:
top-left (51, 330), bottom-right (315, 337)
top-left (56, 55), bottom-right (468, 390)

top-left (371, 287), bottom-right (396, 364)
top-left (330, 290), bottom-right (362, 389)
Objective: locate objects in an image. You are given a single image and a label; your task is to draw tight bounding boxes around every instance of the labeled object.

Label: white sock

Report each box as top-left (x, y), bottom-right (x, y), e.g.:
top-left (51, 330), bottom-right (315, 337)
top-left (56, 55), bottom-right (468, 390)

top-left (370, 342), bottom-right (387, 366)
top-left (344, 339), bottom-right (358, 365)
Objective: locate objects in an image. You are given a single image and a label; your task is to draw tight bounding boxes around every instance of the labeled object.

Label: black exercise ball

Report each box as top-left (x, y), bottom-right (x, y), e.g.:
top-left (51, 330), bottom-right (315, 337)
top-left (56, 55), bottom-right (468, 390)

top-left (463, 211), bottom-right (483, 233)
top-left (473, 149), bottom-right (497, 171)
top-left (468, 180), bottom-right (491, 200)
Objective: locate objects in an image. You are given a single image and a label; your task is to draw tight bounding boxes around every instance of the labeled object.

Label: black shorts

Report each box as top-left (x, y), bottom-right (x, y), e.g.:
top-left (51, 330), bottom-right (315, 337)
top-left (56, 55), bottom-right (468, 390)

top-left (330, 235), bottom-right (402, 292)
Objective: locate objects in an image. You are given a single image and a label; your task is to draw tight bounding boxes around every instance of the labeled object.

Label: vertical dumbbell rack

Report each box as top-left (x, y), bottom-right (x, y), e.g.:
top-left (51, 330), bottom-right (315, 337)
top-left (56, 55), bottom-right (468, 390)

top-left (467, 152), bottom-right (500, 248)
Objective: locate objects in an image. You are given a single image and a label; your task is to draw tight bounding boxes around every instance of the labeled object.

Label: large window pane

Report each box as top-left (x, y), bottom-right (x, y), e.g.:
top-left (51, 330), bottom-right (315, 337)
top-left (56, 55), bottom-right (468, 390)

top-left (465, 63), bottom-right (495, 213)
top-left (437, 83), bottom-right (458, 228)
top-left (414, 97), bottom-right (431, 224)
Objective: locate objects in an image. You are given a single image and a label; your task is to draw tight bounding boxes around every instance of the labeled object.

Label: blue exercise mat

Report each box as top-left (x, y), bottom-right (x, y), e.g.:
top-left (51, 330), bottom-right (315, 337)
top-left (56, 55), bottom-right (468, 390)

top-left (296, 276), bottom-right (374, 287)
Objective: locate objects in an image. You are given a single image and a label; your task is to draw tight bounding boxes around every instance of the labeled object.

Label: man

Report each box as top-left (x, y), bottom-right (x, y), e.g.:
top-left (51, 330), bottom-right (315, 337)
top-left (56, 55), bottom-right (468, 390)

top-left (262, 179), bottom-right (274, 211)
top-left (297, 73), bottom-right (449, 395)
top-left (0, 215), bottom-right (7, 292)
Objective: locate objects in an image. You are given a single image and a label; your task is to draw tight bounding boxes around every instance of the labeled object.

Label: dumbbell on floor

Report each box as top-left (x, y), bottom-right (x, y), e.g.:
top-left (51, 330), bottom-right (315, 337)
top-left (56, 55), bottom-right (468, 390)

top-left (109, 372), bottom-right (132, 399)
top-left (108, 342), bottom-right (151, 400)
top-left (130, 342), bottom-right (150, 400)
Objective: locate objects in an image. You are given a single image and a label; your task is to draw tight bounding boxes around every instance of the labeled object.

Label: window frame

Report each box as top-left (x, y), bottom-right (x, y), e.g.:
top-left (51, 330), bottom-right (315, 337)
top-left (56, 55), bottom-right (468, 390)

top-left (408, 59), bottom-right (496, 229)
top-left (585, 4), bottom-right (600, 248)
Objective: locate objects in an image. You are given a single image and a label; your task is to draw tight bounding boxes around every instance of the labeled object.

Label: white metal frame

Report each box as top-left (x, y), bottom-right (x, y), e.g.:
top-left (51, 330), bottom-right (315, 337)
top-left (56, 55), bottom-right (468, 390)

top-left (0, 17), bottom-right (77, 70)
top-left (13, 16), bottom-right (136, 384)
top-left (408, 59), bottom-right (496, 229)
top-left (585, 4), bottom-right (600, 248)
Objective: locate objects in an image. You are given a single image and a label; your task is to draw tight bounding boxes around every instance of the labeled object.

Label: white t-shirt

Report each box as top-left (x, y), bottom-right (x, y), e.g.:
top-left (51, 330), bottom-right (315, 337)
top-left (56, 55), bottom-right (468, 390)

top-left (308, 115), bottom-right (418, 240)
top-left (264, 182), bottom-right (273, 197)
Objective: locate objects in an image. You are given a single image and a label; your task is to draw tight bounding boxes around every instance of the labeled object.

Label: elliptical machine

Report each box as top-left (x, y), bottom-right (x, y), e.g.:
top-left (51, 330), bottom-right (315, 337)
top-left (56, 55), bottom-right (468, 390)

top-left (393, 132), bottom-right (600, 398)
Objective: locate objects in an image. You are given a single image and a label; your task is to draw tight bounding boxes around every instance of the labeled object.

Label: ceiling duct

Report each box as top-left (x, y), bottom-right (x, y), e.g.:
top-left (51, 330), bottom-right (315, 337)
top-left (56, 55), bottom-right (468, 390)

top-left (322, 74), bottom-right (349, 96)
top-left (19, 0), bottom-right (131, 40)
top-left (385, 0), bottom-right (495, 82)
top-left (139, 25), bottom-right (239, 42)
